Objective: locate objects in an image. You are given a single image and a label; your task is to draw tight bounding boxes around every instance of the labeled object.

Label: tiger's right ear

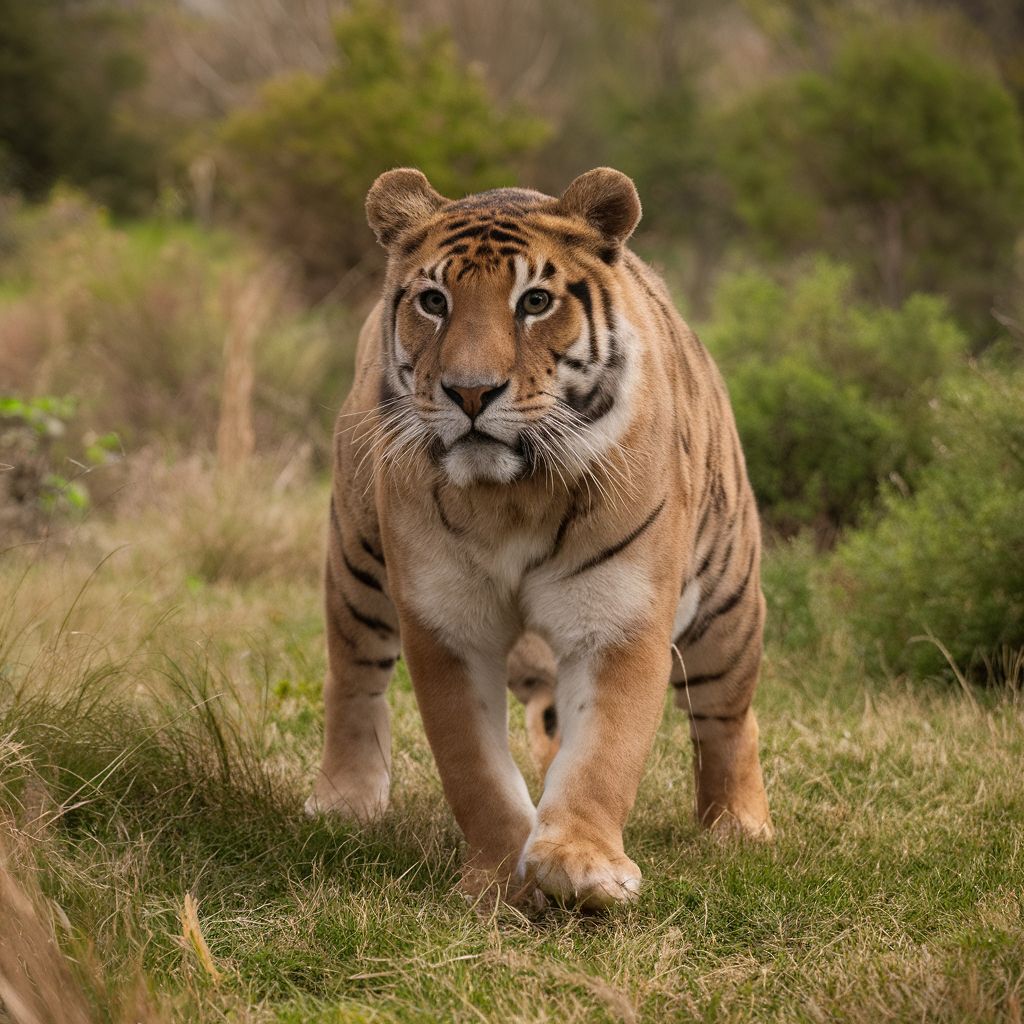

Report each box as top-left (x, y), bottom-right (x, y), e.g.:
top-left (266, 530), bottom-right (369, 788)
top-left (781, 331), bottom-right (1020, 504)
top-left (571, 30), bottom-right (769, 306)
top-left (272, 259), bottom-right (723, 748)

top-left (556, 167), bottom-right (641, 245)
top-left (366, 168), bottom-right (448, 248)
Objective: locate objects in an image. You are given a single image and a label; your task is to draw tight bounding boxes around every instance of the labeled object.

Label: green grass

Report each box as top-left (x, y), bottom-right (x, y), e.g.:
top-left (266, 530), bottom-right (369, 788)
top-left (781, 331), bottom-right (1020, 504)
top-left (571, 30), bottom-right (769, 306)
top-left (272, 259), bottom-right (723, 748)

top-left (1, 493), bottom-right (1022, 1023)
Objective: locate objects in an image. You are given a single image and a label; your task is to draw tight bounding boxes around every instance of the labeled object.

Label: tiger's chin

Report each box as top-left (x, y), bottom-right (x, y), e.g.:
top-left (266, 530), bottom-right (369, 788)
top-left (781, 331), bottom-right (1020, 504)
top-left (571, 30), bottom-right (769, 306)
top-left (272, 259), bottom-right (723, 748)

top-left (442, 436), bottom-right (525, 487)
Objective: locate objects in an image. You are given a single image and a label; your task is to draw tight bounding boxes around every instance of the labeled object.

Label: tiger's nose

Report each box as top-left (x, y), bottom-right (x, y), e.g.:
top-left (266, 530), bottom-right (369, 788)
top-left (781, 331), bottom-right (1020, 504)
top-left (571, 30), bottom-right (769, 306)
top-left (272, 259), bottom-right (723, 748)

top-left (441, 379), bottom-right (509, 419)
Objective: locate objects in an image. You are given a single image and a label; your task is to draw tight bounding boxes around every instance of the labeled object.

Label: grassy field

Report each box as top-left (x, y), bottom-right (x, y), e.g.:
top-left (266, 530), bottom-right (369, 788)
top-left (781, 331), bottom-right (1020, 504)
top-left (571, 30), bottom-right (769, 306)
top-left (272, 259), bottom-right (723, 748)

top-left (1, 464), bottom-right (1022, 1024)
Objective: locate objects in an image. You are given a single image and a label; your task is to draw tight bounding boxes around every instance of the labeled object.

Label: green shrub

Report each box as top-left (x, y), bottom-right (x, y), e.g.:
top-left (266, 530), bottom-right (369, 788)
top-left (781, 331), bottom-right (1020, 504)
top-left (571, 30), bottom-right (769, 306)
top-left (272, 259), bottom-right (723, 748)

top-left (761, 534), bottom-right (823, 654)
top-left (831, 367), bottom-right (1024, 683)
top-left (219, 0), bottom-right (548, 293)
top-left (703, 258), bottom-right (967, 535)
top-left (0, 395), bottom-right (119, 538)
top-left (728, 357), bottom-right (898, 535)
top-left (716, 25), bottom-right (1024, 327)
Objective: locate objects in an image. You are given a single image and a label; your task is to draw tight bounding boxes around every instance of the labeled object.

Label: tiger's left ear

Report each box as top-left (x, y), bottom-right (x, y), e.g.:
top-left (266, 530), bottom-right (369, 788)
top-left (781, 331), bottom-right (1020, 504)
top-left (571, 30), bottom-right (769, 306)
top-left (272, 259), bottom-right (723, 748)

top-left (556, 167), bottom-right (642, 246)
top-left (366, 168), bottom-right (449, 248)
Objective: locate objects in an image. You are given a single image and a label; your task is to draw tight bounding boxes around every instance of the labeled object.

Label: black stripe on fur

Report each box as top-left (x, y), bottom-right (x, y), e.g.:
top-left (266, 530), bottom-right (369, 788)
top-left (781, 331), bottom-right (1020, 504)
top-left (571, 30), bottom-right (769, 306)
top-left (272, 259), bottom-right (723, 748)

top-left (567, 498), bottom-right (666, 578)
top-left (567, 280), bottom-right (598, 364)
top-left (344, 598), bottom-right (394, 637)
top-left (342, 552), bottom-right (383, 593)
top-left (686, 548), bottom-right (755, 645)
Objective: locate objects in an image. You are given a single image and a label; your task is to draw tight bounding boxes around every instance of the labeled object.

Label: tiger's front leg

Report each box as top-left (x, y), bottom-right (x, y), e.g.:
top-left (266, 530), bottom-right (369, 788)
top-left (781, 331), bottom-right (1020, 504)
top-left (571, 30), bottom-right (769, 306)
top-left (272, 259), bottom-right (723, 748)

top-left (306, 496), bottom-right (400, 822)
top-left (521, 632), bottom-right (671, 909)
top-left (399, 613), bottom-right (538, 903)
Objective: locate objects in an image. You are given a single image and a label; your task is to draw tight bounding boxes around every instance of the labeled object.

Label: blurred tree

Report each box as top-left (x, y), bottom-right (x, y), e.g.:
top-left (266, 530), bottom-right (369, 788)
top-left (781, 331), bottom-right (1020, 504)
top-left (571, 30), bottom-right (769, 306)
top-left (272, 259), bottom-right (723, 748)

top-left (529, 0), bottom-right (719, 223)
top-left (139, 0), bottom-right (346, 123)
top-left (717, 25), bottom-right (1024, 331)
top-left (219, 0), bottom-right (548, 294)
top-left (0, 0), bottom-right (157, 212)
top-left (600, 79), bottom-right (713, 237)
top-left (915, 0), bottom-right (1024, 106)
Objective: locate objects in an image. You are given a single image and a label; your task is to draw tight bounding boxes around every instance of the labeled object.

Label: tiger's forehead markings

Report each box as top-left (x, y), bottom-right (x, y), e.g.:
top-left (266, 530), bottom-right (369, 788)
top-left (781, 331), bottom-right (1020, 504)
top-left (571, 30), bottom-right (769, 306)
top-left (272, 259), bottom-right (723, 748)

top-left (428, 202), bottom-right (542, 280)
top-left (400, 188), bottom-right (598, 285)
top-left (398, 187), bottom-right (614, 275)
top-left (437, 214), bottom-right (531, 252)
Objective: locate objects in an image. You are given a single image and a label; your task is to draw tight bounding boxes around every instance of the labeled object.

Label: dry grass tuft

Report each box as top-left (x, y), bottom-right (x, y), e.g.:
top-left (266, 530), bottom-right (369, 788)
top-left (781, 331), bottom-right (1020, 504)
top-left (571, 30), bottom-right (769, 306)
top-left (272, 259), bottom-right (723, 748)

top-left (178, 893), bottom-right (225, 985)
top-left (91, 449), bottom-right (328, 586)
top-left (216, 263), bottom-right (288, 476)
top-left (0, 828), bottom-right (167, 1024)
top-left (0, 836), bottom-right (92, 1024)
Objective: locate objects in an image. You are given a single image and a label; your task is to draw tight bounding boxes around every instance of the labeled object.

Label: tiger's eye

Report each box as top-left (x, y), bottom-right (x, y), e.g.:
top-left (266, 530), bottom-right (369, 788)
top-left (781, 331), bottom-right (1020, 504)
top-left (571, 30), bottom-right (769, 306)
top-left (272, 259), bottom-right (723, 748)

top-left (419, 289), bottom-right (448, 317)
top-left (520, 289), bottom-right (551, 316)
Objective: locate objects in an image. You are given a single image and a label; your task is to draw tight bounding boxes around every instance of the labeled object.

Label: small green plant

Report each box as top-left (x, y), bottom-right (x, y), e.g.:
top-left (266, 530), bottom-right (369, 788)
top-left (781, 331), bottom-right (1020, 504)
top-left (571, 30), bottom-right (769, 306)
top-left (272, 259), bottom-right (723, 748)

top-left (0, 396), bottom-right (124, 536)
top-left (0, 394), bottom-right (76, 431)
top-left (0, 395), bottom-right (95, 530)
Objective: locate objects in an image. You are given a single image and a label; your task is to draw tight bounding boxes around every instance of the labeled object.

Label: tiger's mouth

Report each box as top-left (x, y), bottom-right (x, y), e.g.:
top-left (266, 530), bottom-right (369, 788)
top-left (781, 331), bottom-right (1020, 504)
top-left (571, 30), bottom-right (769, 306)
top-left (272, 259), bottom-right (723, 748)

top-left (456, 427), bottom-right (521, 452)
top-left (435, 427), bottom-right (529, 486)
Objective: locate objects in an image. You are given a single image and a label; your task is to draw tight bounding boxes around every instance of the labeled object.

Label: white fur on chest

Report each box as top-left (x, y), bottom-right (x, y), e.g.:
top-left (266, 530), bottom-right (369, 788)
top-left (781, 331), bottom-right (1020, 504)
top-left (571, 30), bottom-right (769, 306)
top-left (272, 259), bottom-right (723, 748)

top-left (403, 517), bottom-right (655, 661)
top-left (404, 523), bottom-right (548, 656)
top-left (521, 558), bottom-right (655, 661)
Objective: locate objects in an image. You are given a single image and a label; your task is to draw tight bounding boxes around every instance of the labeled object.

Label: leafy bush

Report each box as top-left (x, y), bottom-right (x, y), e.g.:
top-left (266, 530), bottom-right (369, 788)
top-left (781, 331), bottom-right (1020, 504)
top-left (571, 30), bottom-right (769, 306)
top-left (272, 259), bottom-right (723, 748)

top-left (703, 258), bottom-right (966, 536)
top-left (219, 0), bottom-right (548, 293)
top-left (716, 25), bottom-right (1024, 327)
top-left (831, 367), bottom-right (1024, 683)
top-left (0, 395), bottom-right (122, 538)
top-left (728, 357), bottom-right (898, 537)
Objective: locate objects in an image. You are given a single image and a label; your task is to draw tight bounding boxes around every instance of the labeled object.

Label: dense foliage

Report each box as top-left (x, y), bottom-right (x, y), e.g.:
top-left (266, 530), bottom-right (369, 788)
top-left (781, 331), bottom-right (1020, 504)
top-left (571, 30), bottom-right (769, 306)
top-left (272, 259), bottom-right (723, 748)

top-left (0, 0), bottom-right (156, 213)
top-left (702, 260), bottom-right (966, 536)
top-left (832, 367), bottom-right (1024, 682)
top-left (219, 0), bottom-right (547, 291)
top-left (718, 26), bottom-right (1024, 329)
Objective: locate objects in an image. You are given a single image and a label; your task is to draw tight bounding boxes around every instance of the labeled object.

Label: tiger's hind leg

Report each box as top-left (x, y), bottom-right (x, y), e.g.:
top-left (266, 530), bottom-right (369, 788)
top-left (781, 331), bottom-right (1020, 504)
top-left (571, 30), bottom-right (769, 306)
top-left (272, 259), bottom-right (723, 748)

top-left (506, 632), bottom-right (560, 778)
top-left (306, 493), bottom-right (400, 822)
top-left (671, 572), bottom-right (772, 839)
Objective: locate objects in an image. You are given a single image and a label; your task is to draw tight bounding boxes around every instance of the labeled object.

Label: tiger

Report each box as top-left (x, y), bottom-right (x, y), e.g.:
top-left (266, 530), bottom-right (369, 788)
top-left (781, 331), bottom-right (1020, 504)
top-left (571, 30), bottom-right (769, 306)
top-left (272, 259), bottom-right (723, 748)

top-left (306, 167), bottom-right (772, 910)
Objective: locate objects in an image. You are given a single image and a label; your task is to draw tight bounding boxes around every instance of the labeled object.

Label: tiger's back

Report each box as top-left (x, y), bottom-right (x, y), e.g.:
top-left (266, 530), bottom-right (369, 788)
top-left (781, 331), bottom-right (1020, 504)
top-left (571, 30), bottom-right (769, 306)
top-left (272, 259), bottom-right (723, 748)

top-left (310, 168), bottom-right (771, 909)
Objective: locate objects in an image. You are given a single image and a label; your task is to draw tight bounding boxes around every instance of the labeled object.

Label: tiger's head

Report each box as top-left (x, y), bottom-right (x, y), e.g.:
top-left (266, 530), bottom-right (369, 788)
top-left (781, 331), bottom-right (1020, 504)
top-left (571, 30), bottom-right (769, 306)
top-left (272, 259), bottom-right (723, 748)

top-left (366, 168), bottom-right (642, 488)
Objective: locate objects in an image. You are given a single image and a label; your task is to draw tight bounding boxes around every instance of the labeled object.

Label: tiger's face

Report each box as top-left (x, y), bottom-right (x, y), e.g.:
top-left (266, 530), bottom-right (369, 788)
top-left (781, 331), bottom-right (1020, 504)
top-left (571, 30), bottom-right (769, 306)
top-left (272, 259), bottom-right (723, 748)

top-left (367, 170), bottom-right (642, 487)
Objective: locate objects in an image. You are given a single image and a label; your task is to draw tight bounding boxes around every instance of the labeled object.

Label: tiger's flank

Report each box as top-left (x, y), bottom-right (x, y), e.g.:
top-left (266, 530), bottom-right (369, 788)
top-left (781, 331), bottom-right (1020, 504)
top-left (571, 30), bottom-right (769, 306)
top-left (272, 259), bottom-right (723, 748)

top-left (306, 166), bottom-right (772, 910)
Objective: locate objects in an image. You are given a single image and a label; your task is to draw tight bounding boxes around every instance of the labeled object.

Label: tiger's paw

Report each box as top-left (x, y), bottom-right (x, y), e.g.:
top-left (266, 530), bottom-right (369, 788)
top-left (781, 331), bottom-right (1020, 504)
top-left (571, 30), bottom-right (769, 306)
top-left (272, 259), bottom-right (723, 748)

top-left (520, 829), bottom-right (641, 910)
top-left (304, 770), bottom-right (389, 823)
top-left (704, 808), bottom-right (775, 842)
top-left (457, 863), bottom-right (546, 915)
